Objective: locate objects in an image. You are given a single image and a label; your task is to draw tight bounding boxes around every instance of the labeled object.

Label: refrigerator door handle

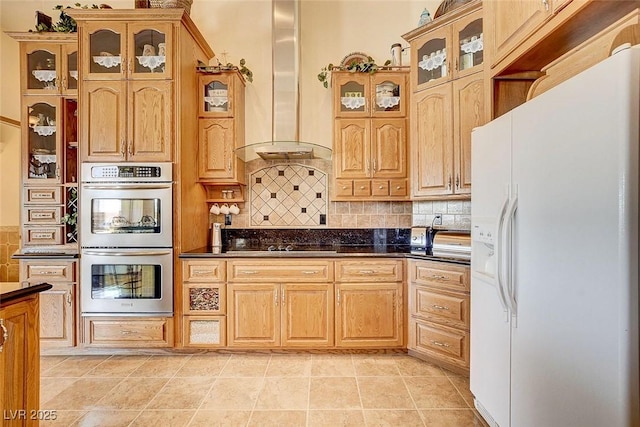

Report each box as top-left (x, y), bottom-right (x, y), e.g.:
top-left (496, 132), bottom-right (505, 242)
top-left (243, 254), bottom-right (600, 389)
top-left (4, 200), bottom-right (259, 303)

top-left (495, 190), bottom-right (511, 316)
top-left (504, 192), bottom-right (519, 320)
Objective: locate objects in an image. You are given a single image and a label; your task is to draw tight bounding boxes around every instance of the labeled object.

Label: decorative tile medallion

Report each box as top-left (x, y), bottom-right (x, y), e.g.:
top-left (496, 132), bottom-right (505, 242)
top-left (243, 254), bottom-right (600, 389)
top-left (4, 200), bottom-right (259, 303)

top-left (250, 164), bottom-right (327, 227)
top-left (189, 287), bottom-right (220, 311)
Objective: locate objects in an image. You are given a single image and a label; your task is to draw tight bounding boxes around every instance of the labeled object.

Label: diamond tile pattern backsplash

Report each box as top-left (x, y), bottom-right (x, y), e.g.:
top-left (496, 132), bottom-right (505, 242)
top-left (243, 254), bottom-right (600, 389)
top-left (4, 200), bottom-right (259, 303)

top-left (250, 164), bottom-right (327, 227)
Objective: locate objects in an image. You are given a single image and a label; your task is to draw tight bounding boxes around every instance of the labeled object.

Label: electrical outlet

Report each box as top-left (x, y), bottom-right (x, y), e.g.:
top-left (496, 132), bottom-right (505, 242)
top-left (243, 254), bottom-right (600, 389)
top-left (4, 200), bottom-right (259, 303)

top-left (434, 213), bottom-right (443, 226)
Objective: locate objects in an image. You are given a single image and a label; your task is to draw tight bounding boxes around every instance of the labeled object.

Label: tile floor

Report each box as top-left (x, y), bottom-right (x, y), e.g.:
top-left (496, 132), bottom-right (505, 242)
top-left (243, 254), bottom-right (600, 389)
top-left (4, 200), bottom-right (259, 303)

top-left (39, 353), bottom-right (487, 427)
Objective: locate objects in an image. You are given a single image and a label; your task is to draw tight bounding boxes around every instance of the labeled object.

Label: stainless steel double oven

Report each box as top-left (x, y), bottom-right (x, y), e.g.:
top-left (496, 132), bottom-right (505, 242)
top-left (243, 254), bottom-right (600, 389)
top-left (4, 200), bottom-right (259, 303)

top-left (80, 163), bottom-right (173, 316)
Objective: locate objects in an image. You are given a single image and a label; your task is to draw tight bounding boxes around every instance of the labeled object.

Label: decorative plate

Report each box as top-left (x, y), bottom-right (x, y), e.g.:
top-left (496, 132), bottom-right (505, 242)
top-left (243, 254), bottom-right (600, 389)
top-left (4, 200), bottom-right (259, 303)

top-left (340, 52), bottom-right (371, 68)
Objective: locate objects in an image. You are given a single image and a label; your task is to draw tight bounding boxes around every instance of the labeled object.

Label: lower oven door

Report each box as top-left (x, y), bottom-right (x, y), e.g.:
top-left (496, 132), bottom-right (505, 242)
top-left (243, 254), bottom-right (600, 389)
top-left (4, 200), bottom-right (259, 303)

top-left (81, 248), bottom-right (173, 316)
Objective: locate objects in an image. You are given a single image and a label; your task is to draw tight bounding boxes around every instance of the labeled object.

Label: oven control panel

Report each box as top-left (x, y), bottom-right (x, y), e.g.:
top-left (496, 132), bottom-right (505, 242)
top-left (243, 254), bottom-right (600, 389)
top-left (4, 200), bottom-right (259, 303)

top-left (81, 163), bottom-right (173, 182)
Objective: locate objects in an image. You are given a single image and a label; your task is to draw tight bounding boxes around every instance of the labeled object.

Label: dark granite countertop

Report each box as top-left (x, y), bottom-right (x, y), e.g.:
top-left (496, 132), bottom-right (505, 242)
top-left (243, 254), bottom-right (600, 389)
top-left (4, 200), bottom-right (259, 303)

top-left (0, 282), bottom-right (53, 306)
top-left (180, 246), bottom-right (470, 266)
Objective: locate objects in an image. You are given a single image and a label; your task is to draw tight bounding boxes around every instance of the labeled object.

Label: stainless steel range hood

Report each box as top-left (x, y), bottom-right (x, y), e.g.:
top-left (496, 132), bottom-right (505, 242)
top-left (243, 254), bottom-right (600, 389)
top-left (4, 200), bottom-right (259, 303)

top-left (235, 0), bottom-right (332, 161)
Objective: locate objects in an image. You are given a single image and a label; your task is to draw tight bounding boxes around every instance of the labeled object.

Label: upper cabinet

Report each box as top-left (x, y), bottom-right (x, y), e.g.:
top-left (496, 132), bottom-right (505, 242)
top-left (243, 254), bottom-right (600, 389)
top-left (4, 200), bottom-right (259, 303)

top-left (332, 71), bottom-right (409, 201)
top-left (409, 7), bottom-right (483, 92)
top-left (81, 21), bottom-right (172, 80)
top-left (22, 42), bottom-right (78, 96)
top-left (403, 1), bottom-right (485, 200)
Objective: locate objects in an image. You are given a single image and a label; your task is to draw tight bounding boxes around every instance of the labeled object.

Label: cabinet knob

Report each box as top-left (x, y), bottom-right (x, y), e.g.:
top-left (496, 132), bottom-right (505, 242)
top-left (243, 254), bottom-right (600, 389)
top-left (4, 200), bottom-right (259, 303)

top-left (359, 186), bottom-right (366, 190)
top-left (379, 185), bottom-right (384, 189)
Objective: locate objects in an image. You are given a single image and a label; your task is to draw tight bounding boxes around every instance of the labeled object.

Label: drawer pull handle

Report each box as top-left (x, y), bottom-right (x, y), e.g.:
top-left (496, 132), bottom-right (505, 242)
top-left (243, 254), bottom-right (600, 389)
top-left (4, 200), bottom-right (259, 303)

top-left (359, 270), bottom-right (375, 274)
top-left (302, 270), bottom-right (318, 275)
top-left (241, 270), bottom-right (258, 275)
top-left (193, 270), bottom-right (211, 276)
top-left (432, 304), bottom-right (449, 310)
top-left (67, 293), bottom-right (72, 306)
top-left (120, 330), bottom-right (135, 335)
top-left (40, 271), bottom-right (59, 275)
top-left (431, 340), bottom-right (450, 348)
top-left (275, 289), bottom-right (278, 306)
top-left (0, 319), bottom-right (7, 353)
top-left (431, 274), bottom-right (447, 280)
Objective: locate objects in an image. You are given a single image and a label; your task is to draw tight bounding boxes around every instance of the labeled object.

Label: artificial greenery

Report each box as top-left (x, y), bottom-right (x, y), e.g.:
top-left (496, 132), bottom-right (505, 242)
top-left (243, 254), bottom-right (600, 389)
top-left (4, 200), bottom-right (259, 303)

top-left (317, 56), bottom-right (391, 88)
top-left (61, 187), bottom-right (77, 228)
top-left (33, 4), bottom-right (100, 33)
top-left (232, 58), bottom-right (253, 83)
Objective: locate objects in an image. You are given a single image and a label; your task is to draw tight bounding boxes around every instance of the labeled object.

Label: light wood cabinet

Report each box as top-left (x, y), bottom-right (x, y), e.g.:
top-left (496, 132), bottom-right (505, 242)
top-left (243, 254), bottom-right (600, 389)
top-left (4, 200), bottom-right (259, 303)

top-left (74, 13), bottom-right (178, 162)
top-left (19, 257), bottom-right (78, 350)
top-left (408, 260), bottom-right (470, 374)
top-left (181, 259), bottom-right (226, 348)
top-left (9, 33), bottom-right (80, 250)
top-left (334, 259), bottom-right (403, 348)
top-left (0, 294), bottom-right (41, 426)
top-left (197, 71), bottom-right (247, 203)
top-left (83, 317), bottom-right (173, 347)
top-left (332, 71), bottom-right (409, 200)
top-left (227, 260), bottom-right (334, 348)
top-left (404, 3), bottom-right (485, 199)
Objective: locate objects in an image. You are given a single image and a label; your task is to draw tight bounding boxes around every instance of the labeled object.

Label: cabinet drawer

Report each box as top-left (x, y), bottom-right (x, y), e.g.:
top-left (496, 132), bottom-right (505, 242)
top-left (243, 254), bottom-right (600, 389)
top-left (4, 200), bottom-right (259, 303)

top-left (336, 259), bottom-right (403, 282)
top-left (24, 187), bottom-right (62, 204)
top-left (411, 284), bottom-right (469, 330)
top-left (24, 226), bottom-right (64, 246)
top-left (335, 180), bottom-right (353, 197)
top-left (353, 180), bottom-right (371, 197)
top-left (372, 179), bottom-right (389, 196)
top-left (183, 282), bottom-right (226, 315)
top-left (84, 317), bottom-right (173, 347)
top-left (21, 260), bottom-right (75, 282)
top-left (25, 206), bottom-right (62, 224)
top-left (228, 260), bottom-right (333, 282)
top-left (182, 260), bottom-right (226, 282)
top-left (389, 179), bottom-right (408, 196)
top-left (409, 318), bottom-right (469, 369)
top-left (183, 315), bottom-right (226, 348)
top-left (411, 260), bottom-right (469, 292)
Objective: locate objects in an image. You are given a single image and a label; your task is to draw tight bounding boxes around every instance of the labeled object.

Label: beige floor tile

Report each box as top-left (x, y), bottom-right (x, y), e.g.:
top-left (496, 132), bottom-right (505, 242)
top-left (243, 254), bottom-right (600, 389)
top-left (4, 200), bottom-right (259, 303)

top-left (40, 377), bottom-right (78, 405)
top-left (254, 377), bottom-right (309, 410)
top-left (84, 355), bottom-right (151, 377)
top-left (353, 355), bottom-right (401, 376)
top-left (394, 356), bottom-right (446, 377)
top-left (188, 410), bottom-right (252, 427)
top-left (445, 372), bottom-right (475, 408)
top-left (130, 410), bottom-right (195, 427)
top-left (419, 409), bottom-right (486, 426)
top-left (40, 356), bottom-right (69, 373)
top-left (94, 377), bottom-right (169, 410)
top-left (175, 354), bottom-right (230, 377)
top-left (248, 410), bottom-right (306, 426)
top-left (310, 354), bottom-right (355, 377)
top-left (219, 354), bottom-right (270, 377)
top-left (200, 377), bottom-right (264, 410)
top-left (39, 410), bottom-right (86, 426)
top-left (363, 409), bottom-right (425, 426)
top-left (309, 377), bottom-right (361, 409)
top-left (72, 410), bottom-right (140, 427)
top-left (147, 376), bottom-right (214, 410)
top-left (404, 377), bottom-right (468, 409)
top-left (357, 377), bottom-right (414, 409)
top-left (307, 409), bottom-right (366, 426)
top-left (43, 378), bottom-right (123, 410)
top-left (266, 354), bottom-right (312, 377)
top-left (129, 355), bottom-right (190, 377)
top-left (41, 355), bottom-right (111, 378)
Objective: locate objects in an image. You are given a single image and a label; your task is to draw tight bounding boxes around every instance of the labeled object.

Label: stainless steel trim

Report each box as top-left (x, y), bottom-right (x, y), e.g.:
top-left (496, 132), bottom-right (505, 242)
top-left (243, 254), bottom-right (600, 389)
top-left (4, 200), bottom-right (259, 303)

top-left (82, 184), bottom-right (173, 190)
top-left (82, 250), bottom-right (172, 256)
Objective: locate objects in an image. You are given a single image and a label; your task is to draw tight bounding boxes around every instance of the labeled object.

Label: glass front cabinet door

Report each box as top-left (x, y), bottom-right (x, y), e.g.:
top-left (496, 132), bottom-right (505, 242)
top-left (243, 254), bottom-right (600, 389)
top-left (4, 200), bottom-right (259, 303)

top-left (199, 74), bottom-right (234, 117)
top-left (453, 10), bottom-right (483, 78)
top-left (23, 42), bottom-right (77, 95)
top-left (414, 26), bottom-right (451, 91)
top-left (372, 72), bottom-right (408, 118)
top-left (82, 22), bottom-right (172, 80)
top-left (333, 73), bottom-right (370, 117)
top-left (23, 97), bottom-right (62, 184)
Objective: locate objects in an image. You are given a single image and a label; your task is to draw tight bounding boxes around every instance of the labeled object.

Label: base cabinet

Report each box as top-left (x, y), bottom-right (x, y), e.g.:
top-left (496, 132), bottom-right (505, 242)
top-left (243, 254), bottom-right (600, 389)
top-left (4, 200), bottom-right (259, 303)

top-left (83, 317), bottom-right (173, 347)
top-left (408, 259), bottom-right (470, 374)
top-left (0, 295), bottom-right (40, 427)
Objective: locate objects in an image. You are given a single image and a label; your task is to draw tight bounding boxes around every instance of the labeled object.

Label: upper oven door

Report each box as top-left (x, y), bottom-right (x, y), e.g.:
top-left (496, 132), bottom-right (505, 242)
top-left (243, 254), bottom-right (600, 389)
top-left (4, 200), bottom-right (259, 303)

top-left (80, 182), bottom-right (173, 248)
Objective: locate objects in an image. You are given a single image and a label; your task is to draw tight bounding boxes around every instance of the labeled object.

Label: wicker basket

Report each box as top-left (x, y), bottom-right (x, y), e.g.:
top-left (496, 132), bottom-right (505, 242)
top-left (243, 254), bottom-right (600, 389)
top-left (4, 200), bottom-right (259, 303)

top-left (148, 0), bottom-right (192, 14)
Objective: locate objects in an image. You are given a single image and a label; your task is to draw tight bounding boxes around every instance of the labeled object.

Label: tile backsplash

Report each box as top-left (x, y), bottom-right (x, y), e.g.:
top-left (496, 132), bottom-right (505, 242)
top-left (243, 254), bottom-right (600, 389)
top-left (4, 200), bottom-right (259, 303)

top-left (0, 226), bottom-right (20, 282)
top-left (210, 159), bottom-right (471, 231)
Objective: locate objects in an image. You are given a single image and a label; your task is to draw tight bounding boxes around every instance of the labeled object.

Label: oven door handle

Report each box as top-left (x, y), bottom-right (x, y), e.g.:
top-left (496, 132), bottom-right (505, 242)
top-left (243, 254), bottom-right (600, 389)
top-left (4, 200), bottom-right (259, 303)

top-left (83, 250), bottom-right (172, 256)
top-left (82, 184), bottom-right (173, 190)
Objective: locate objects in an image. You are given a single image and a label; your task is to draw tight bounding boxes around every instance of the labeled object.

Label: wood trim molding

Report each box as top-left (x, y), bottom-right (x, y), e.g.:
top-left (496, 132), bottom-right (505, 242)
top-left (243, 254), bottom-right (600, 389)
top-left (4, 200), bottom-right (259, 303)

top-left (0, 115), bottom-right (20, 127)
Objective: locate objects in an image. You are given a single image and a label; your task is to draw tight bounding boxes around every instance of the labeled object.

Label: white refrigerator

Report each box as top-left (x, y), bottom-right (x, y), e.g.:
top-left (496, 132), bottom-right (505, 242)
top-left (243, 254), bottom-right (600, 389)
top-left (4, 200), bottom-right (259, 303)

top-left (470, 45), bottom-right (640, 427)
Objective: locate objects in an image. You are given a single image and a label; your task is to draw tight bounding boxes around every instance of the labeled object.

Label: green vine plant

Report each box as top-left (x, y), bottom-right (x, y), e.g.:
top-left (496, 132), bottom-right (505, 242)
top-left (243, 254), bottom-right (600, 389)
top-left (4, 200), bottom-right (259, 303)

top-left (33, 4), bottom-right (103, 33)
top-left (197, 58), bottom-right (254, 83)
top-left (317, 56), bottom-right (391, 88)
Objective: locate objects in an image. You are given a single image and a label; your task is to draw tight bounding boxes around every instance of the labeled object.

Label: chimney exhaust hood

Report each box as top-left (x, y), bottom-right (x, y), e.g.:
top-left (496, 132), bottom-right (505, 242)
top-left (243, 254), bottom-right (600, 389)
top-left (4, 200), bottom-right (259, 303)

top-left (235, 0), bottom-right (332, 161)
